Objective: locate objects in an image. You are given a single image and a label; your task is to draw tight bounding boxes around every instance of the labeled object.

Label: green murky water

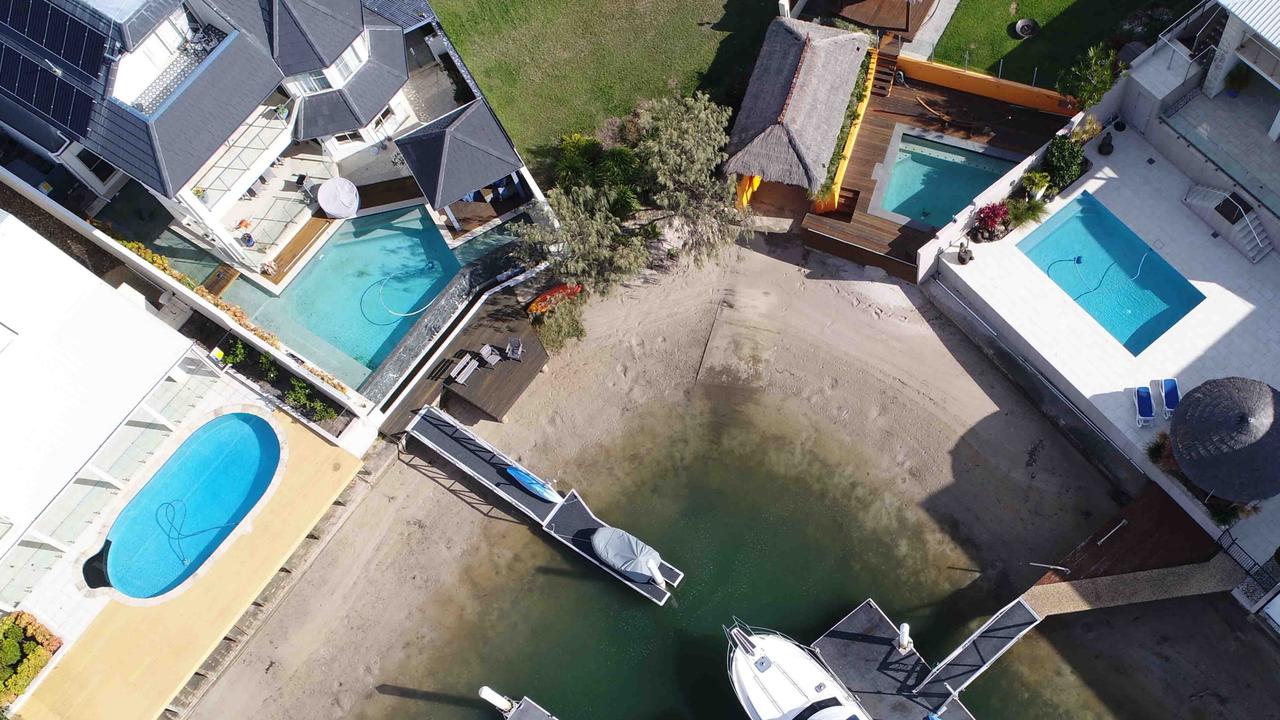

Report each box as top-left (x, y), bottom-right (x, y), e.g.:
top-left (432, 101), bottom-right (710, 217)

top-left (367, 389), bottom-right (1108, 720)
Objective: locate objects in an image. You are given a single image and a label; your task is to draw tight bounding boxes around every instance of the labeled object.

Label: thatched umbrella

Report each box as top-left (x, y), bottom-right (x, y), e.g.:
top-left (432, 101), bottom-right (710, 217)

top-left (1170, 377), bottom-right (1280, 503)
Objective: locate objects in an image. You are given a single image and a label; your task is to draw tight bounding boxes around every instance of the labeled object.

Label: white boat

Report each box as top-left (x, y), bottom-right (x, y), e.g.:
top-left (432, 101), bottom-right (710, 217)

top-left (725, 620), bottom-right (872, 720)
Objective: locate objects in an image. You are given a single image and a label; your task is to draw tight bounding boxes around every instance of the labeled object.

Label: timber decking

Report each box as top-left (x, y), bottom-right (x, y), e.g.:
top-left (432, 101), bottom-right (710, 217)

top-left (357, 177), bottom-right (423, 209)
top-left (264, 215), bottom-right (333, 282)
top-left (834, 0), bottom-right (936, 40)
top-left (200, 264), bottom-right (240, 296)
top-left (803, 78), bottom-right (1063, 277)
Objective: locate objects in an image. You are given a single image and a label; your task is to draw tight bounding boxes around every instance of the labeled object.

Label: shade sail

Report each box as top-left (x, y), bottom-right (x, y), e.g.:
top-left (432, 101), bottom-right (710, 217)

top-left (1170, 377), bottom-right (1280, 503)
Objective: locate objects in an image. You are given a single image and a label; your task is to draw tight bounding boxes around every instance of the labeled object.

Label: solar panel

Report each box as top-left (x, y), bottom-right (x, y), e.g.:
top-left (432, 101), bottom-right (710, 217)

top-left (0, 0), bottom-right (107, 78)
top-left (0, 43), bottom-right (94, 135)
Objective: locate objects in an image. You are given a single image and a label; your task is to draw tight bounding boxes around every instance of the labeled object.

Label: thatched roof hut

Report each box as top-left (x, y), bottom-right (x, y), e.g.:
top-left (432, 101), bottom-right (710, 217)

top-left (1170, 376), bottom-right (1280, 503)
top-left (724, 18), bottom-right (871, 194)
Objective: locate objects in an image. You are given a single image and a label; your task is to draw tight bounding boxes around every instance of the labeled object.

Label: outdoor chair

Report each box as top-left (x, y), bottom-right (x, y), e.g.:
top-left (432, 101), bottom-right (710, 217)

top-left (506, 336), bottom-right (523, 362)
top-left (1134, 386), bottom-right (1155, 428)
top-left (479, 344), bottom-right (502, 367)
top-left (1160, 378), bottom-right (1181, 419)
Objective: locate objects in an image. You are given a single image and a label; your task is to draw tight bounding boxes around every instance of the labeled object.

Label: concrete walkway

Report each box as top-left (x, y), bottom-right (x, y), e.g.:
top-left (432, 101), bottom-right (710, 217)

top-left (900, 0), bottom-right (960, 59)
top-left (1023, 553), bottom-right (1245, 616)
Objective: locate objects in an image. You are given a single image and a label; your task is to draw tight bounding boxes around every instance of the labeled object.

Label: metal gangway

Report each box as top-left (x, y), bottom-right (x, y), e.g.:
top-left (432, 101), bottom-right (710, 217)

top-left (407, 406), bottom-right (685, 605)
top-left (913, 597), bottom-right (1042, 700)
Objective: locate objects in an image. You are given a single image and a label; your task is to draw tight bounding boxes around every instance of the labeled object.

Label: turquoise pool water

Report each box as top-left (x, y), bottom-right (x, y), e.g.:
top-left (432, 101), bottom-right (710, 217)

top-left (1018, 192), bottom-right (1204, 355)
top-left (224, 207), bottom-right (462, 388)
top-left (104, 413), bottom-right (281, 599)
top-left (882, 135), bottom-right (1015, 227)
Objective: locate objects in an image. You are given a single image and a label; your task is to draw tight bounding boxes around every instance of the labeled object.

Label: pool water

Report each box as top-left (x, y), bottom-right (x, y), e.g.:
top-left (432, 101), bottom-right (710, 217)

top-left (224, 207), bottom-right (462, 388)
top-left (882, 135), bottom-right (1015, 227)
top-left (1018, 192), bottom-right (1204, 355)
top-left (104, 413), bottom-right (281, 599)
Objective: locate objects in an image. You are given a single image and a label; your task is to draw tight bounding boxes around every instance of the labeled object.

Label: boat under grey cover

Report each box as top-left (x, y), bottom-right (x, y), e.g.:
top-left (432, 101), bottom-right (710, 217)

top-left (406, 406), bottom-right (685, 605)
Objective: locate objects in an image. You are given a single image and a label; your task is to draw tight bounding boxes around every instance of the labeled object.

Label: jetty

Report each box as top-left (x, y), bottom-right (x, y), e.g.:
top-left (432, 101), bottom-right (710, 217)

top-left (406, 406), bottom-right (684, 605)
top-left (812, 599), bottom-right (977, 720)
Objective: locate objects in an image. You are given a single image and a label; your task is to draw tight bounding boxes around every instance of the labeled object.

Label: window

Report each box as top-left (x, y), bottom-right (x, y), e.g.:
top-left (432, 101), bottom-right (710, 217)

top-left (373, 107), bottom-right (399, 136)
top-left (290, 70), bottom-right (332, 95)
top-left (332, 131), bottom-right (362, 144)
top-left (332, 34), bottom-right (369, 82)
top-left (76, 148), bottom-right (117, 183)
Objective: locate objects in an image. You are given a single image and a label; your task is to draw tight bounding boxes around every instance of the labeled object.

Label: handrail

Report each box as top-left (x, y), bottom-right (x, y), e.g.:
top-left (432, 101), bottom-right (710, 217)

top-left (1159, 0), bottom-right (1217, 45)
top-left (1185, 185), bottom-right (1266, 250)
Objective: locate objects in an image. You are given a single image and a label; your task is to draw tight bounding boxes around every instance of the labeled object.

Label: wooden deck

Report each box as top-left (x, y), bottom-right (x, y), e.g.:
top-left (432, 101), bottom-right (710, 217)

top-left (200, 264), bottom-right (240, 296)
top-left (803, 77), bottom-right (1064, 279)
top-left (1034, 483), bottom-right (1219, 586)
top-left (264, 215), bottom-right (333, 283)
top-left (357, 176), bottom-right (423, 209)
top-left (384, 289), bottom-right (547, 431)
top-left (830, 0), bottom-right (936, 40)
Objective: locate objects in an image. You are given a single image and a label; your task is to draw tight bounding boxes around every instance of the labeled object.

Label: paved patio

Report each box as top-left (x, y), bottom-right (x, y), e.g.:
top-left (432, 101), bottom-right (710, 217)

top-left (940, 128), bottom-right (1280, 562)
top-left (14, 410), bottom-right (361, 720)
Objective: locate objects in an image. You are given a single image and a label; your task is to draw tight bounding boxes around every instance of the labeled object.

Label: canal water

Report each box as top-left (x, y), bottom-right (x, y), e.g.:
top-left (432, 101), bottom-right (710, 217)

top-left (367, 389), bottom-right (1111, 720)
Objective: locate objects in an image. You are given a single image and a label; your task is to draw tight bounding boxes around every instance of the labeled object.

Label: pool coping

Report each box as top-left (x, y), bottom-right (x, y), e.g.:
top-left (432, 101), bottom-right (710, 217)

top-left (72, 403), bottom-right (291, 608)
top-left (867, 124), bottom-right (1025, 232)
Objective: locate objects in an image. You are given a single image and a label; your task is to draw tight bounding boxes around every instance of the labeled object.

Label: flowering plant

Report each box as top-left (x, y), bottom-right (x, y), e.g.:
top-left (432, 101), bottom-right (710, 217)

top-left (975, 202), bottom-right (1009, 234)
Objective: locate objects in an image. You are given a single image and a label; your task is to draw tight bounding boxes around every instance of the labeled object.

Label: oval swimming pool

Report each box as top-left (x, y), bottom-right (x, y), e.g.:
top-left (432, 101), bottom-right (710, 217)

top-left (101, 413), bottom-right (281, 599)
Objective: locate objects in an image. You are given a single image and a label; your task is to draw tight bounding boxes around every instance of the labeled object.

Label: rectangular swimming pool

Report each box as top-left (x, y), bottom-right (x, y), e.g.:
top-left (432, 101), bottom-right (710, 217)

top-left (1017, 192), bottom-right (1204, 355)
top-left (881, 135), bottom-right (1015, 228)
top-left (225, 207), bottom-right (463, 388)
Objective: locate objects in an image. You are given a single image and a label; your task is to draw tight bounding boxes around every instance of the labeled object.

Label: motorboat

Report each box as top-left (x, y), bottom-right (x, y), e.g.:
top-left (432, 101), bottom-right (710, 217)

top-left (591, 526), bottom-right (667, 588)
top-left (725, 620), bottom-right (872, 720)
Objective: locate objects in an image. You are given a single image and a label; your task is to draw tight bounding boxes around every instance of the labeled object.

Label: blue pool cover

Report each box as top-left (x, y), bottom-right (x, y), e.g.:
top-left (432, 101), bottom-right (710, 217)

top-left (105, 413), bottom-right (281, 599)
top-left (1018, 192), bottom-right (1204, 355)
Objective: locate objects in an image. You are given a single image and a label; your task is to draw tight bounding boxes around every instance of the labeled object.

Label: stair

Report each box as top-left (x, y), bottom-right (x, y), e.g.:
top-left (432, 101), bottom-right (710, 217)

top-left (871, 35), bottom-right (899, 98)
top-left (1236, 211), bottom-right (1273, 263)
top-left (1183, 185), bottom-right (1274, 263)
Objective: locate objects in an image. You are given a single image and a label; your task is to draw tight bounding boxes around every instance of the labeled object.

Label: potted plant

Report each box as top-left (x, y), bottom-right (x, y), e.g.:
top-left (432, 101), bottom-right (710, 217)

top-left (974, 202), bottom-right (1010, 242)
top-left (1225, 63), bottom-right (1251, 98)
top-left (957, 238), bottom-right (974, 265)
top-left (1021, 171), bottom-right (1051, 200)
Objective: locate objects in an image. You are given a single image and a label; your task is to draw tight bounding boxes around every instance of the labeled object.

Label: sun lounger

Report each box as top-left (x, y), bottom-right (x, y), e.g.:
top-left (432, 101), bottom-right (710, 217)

top-left (1134, 386), bottom-right (1155, 427)
top-left (1160, 378), bottom-right (1180, 419)
top-left (479, 344), bottom-right (502, 367)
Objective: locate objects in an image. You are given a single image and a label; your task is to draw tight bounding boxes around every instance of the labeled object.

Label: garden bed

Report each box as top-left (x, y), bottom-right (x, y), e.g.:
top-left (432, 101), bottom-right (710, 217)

top-left (0, 612), bottom-right (60, 708)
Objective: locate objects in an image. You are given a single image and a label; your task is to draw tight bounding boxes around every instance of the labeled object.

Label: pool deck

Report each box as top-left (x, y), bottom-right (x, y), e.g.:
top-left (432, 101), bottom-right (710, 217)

top-left (801, 78), bottom-right (1062, 280)
top-left (15, 410), bottom-right (361, 720)
top-left (937, 129), bottom-right (1280, 563)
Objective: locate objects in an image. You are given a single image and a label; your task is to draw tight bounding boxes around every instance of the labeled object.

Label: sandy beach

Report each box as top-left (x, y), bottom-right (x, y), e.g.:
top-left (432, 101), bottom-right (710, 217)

top-left (187, 236), bottom-right (1280, 720)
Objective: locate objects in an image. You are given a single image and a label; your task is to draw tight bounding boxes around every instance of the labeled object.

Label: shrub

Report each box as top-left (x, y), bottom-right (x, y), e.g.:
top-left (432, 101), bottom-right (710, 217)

top-left (1020, 171), bottom-right (1050, 196)
top-left (257, 352), bottom-right (279, 381)
top-left (309, 399), bottom-right (339, 423)
top-left (1044, 136), bottom-right (1085, 191)
top-left (1006, 197), bottom-right (1048, 228)
top-left (974, 202), bottom-right (1009, 234)
top-left (533, 295), bottom-right (587, 352)
top-left (555, 133), bottom-right (604, 187)
top-left (1071, 115), bottom-right (1103, 145)
top-left (284, 377), bottom-right (312, 411)
top-left (223, 339), bottom-right (247, 365)
top-left (1057, 44), bottom-right (1119, 110)
top-left (0, 640), bottom-right (18, 670)
top-left (0, 612), bottom-right (59, 706)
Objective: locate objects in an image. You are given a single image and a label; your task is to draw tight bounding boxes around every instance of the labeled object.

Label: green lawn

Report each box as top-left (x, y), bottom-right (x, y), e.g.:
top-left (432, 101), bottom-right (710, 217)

top-left (432, 0), bottom-right (774, 156)
top-left (932, 0), bottom-right (1194, 88)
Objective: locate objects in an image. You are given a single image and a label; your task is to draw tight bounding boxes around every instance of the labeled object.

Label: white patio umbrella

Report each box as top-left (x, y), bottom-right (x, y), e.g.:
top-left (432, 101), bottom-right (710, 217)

top-left (316, 177), bottom-right (360, 219)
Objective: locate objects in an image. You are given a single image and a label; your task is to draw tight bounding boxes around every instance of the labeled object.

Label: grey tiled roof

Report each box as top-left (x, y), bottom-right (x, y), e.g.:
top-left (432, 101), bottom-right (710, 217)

top-left (84, 31), bottom-right (283, 196)
top-left (0, 94), bottom-right (68, 154)
top-left (273, 0), bottom-right (364, 75)
top-left (395, 98), bottom-right (523, 207)
top-left (294, 11), bottom-right (406, 139)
